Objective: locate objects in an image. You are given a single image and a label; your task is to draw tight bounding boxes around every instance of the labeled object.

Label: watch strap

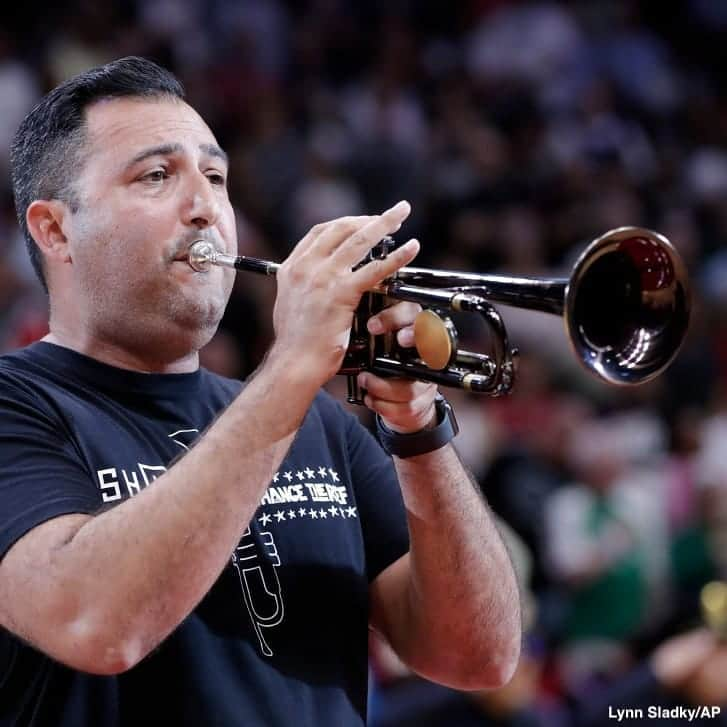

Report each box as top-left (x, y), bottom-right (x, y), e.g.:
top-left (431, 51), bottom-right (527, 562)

top-left (376, 394), bottom-right (459, 458)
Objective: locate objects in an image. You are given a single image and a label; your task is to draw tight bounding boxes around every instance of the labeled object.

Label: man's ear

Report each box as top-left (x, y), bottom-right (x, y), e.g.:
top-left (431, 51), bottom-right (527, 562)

top-left (26, 199), bottom-right (72, 264)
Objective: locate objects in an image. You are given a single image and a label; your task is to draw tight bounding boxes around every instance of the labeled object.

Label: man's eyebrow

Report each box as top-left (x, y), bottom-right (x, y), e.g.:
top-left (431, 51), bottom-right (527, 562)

top-left (124, 142), bottom-right (228, 170)
top-left (126, 143), bottom-right (184, 169)
top-left (200, 143), bottom-right (228, 165)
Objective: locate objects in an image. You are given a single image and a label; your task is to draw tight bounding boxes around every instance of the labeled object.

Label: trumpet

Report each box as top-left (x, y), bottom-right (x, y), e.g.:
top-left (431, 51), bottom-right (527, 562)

top-left (188, 226), bottom-right (690, 405)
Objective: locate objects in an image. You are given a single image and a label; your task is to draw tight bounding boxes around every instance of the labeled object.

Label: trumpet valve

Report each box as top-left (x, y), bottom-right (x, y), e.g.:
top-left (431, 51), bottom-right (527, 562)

top-left (413, 310), bottom-right (458, 370)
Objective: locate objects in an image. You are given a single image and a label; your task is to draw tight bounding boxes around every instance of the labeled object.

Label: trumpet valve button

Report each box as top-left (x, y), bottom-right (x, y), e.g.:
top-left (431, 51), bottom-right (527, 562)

top-left (414, 310), bottom-right (457, 370)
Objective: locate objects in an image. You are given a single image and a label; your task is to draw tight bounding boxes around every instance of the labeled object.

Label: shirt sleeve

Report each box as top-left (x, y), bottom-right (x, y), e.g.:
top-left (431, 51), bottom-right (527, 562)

top-left (0, 375), bottom-right (99, 562)
top-left (341, 404), bottom-right (410, 582)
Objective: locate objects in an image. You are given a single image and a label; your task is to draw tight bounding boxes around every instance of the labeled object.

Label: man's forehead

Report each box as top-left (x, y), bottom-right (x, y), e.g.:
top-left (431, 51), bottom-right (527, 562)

top-left (84, 96), bottom-right (220, 157)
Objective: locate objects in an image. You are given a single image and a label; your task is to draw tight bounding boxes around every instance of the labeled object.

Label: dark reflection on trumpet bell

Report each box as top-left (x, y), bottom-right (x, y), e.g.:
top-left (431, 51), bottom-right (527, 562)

top-left (572, 250), bottom-right (642, 351)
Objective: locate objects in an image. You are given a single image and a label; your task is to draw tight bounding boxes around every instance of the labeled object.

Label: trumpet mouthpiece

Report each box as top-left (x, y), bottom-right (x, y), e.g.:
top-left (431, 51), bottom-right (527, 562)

top-left (188, 240), bottom-right (216, 272)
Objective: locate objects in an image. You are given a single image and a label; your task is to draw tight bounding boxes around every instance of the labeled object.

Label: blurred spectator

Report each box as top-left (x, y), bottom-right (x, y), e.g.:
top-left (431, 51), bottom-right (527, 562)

top-left (578, 627), bottom-right (727, 726)
top-left (0, 35), bottom-right (39, 177)
top-left (544, 416), bottom-right (671, 691)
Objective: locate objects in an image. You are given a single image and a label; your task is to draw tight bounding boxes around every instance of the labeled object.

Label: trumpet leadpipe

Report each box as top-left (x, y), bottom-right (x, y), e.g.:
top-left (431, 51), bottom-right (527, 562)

top-left (188, 240), bottom-right (279, 276)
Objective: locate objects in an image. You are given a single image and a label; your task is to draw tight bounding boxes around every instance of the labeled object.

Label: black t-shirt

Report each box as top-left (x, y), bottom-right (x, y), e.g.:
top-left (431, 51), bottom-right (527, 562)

top-left (0, 342), bottom-right (409, 727)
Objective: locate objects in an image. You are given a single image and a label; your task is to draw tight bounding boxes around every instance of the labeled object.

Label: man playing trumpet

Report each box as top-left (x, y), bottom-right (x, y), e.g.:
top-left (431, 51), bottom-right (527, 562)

top-left (0, 57), bottom-right (520, 726)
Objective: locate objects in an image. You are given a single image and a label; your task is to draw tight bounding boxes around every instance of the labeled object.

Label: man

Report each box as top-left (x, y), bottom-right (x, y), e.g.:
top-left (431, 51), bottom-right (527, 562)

top-left (0, 57), bottom-right (520, 726)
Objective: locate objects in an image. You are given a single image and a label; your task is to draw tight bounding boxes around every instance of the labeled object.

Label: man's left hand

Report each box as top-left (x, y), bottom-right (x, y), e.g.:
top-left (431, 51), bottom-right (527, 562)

top-left (358, 302), bottom-right (438, 434)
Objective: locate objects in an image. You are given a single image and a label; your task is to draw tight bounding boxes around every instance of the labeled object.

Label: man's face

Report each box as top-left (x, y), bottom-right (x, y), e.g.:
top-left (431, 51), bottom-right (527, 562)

top-left (60, 96), bottom-right (237, 359)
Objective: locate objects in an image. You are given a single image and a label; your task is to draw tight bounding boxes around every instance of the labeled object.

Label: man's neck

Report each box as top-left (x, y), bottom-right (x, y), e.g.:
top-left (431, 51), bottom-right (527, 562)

top-left (42, 331), bottom-right (200, 374)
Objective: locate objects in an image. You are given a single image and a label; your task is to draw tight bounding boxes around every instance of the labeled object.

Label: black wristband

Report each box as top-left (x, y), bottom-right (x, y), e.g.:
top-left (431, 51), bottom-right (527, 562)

top-left (376, 394), bottom-right (459, 458)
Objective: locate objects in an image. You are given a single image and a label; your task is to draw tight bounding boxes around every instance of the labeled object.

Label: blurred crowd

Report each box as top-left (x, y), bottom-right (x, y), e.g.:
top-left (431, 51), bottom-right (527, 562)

top-left (1, 0), bottom-right (727, 724)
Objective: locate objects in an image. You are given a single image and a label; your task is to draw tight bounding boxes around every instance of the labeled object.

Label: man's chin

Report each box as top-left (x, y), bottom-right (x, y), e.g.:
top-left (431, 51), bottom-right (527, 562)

top-left (168, 294), bottom-right (227, 343)
top-left (171, 306), bottom-right (223, 334)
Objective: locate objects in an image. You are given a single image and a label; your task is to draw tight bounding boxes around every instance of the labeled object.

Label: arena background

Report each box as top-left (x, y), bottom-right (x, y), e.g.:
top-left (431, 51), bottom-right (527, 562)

top-left (0, 1), bottom-right (726, 725)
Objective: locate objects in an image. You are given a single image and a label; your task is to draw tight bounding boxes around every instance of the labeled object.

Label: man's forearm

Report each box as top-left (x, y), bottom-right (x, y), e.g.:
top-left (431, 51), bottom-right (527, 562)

top-left (21, 349), bottom-right (318, 673)
top-left (381, 444), bottom-right (522, 689)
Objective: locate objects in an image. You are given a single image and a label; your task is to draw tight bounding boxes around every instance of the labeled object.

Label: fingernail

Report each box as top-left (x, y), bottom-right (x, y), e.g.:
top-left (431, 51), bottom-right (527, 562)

top-left (368, 319), bottom-right (383, 334)
top-left (388, 200), bottom-right (410, 214)
top-left (358, 373), bottom-right (367, 387)
top-left (399, 329), bottom-right (415, 346)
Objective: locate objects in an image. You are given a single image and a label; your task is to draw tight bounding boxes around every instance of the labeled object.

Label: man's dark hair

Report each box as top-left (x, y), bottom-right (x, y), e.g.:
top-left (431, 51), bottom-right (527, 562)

top-left (10, 56), bottom-right (185, 291)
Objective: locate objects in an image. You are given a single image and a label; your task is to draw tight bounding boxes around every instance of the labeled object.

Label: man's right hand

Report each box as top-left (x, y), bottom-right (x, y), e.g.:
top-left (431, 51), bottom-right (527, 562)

top-left (269, 201), bottom-right (419, 389)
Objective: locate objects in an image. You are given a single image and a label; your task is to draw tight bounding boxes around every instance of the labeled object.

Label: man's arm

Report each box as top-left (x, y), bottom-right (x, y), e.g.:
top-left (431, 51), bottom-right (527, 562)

top-left (0, 350), bottom-right (311, 675)
top-left (369, 444), bottom-right (522, 691)
top-left (0, 203), bottom-right (418, 675)
top-left (362, 304), bottom-right (521, 691)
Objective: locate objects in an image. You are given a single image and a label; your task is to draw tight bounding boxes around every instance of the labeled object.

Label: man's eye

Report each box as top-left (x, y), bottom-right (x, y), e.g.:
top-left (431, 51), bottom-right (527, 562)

top-left (207, 172), bottom-right (226, 186)
top-left (142, 170), bottom-right (169, 183)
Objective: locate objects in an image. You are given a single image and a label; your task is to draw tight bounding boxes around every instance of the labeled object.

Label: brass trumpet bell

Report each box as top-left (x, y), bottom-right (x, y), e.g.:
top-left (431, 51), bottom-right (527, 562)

top-left (566, 227), bottom-right (690, 385)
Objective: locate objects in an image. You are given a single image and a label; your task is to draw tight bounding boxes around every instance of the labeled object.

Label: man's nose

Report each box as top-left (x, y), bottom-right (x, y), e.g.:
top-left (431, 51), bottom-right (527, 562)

top-left (183, 173), bottom-right (220, 228)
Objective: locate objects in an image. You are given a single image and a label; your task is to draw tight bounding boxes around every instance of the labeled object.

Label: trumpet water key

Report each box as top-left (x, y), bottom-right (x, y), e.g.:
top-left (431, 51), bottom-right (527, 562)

top-left (187, 227), bottom-right (690, 405)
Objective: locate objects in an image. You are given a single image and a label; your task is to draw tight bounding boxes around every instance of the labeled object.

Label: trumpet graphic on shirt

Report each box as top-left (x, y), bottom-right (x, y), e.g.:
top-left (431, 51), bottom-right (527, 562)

top-left (231, 527), bottom-right (285, 657)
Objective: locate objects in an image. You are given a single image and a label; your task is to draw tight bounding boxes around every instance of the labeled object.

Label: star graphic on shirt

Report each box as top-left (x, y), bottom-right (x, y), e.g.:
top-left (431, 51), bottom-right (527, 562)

top-left (259, 512), bottom-right (272, 526)
top-left (329, 469), bottom-right (340, 482)
top-left (298, 506), bottom-right (308, 518)
top-left (296, 471), bottom-right (305, 481)
top-left (319, 509), bottom-right (328, 519)
top-left (318, 466), bottom-right (328, 478)
top-left (304, 467), bottom-right (315, 478)
top-left (272, 472), bottom-right (279, 483)
top-left (309, 509), bottom-right (319, 519)
top-left (345, 506), bottom-right (357, 518)
top-left (328, 506), bottom-right (339, 517)
top-left (287, 509), bottom-right (297, 519)
top-left (274, 510), bottom-right (286, 523)
top-left (283, 471), bottom-right (293, 482)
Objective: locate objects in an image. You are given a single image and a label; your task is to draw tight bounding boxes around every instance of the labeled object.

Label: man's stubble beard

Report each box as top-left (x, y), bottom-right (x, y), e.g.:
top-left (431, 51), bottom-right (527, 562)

top-left (85, 268), bottom-right (232, 360)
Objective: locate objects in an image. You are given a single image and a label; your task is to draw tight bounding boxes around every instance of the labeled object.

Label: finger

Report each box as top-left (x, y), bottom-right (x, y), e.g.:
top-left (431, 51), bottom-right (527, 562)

top-left (350, 238), bottom-right (420, 293)
top-left (397, 326), bottom-right (415, 348)
top-left (332, 200), bottom-right (411, 269)
top-left (287, 216), bottom-right (374, 264)
top-left (358, 372), bottom-right (435, 403)
top-left (367, 302), bottom-right (421, 335)
top-left (311, 215), bottom-right (377, 257)
top-left (364, 391), bottom-right (437, 430)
